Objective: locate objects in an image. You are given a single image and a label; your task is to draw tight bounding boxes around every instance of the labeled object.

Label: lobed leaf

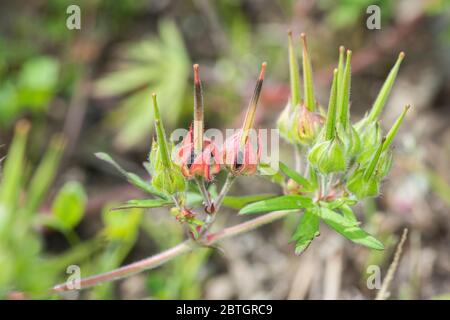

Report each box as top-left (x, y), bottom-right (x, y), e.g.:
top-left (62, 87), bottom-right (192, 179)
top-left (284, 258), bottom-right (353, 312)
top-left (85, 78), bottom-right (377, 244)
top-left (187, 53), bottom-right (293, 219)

top-left (95, 152), bottom-right (168, 199)
top-left (319, 207), bottom-right (384, 250)
top-left (291, 208), bottom-right (320, 255)
top-left (279, 161), bottom-right (314, 191)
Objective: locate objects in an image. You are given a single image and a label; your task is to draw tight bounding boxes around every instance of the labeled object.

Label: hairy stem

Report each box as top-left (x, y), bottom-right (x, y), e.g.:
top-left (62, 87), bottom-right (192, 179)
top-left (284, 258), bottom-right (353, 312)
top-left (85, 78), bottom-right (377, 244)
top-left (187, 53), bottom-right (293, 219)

top-left (49, 210), bottom-right (291, 294)
top-left (195, 177), bottom-right (213, 211)
top-left (213, 173), bottom-right (236, 212)
top-left (199, 174), bottom-right (236, 235)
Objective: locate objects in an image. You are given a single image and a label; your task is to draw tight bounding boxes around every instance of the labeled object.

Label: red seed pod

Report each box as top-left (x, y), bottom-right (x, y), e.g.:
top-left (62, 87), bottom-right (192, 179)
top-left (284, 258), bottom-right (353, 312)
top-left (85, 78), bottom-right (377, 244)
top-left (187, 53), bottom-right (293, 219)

top-left (175, 125), bottom-right (220, 181)
top-left (221, 129), bottom-right (261, 176)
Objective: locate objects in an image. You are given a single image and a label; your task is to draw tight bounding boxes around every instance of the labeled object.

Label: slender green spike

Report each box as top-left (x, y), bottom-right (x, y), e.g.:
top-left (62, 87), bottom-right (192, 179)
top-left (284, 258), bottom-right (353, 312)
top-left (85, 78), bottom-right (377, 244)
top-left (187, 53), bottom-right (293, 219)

top-left (240, 62), bottom-right (266, 146)
top-left (325, 69), bottom-right (339, 140)
top-left (25, 135), bottom-right (65, 216)
top-left (288, 31), bottom-right (300, 107)
top-left (337, 50), bottom-right (352, 128)
top-left (300, 33), bottom-right (315, 111)
top-left (193, 64), bottom-right (204, 154)
top-left (152, 93), bottom-right (171, 168)
top-left (367, 52), bottom-right (405, 122)
top-left (383, 105), bottom-right (410, 151)
top-left (337, 46), bottom-right (345, 90)
top-left (364, 137), bottom-right (386, 180)
top-left (0, 120), bottom-right (30, 208)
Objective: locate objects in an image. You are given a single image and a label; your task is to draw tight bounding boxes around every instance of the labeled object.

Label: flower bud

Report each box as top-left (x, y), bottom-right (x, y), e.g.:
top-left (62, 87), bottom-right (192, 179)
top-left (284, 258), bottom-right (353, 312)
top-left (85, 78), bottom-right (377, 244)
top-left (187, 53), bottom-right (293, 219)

top-left (297, 104), bottom-right (324, 145)
top-left (308, 138), bottom-right (346, 174)
top-left (286, 178), bottom-right (301, 194)
top-left (337, 123), bottom-right (361, 159)
top-left (150, 94), bottom-right (186, 194)
top-left (277, 102), bottom-right (299, 144)
top-left (357, 121), bottom-right (382, 165)
top-left (347, 169), bottom-right (379, 199)
top-left (150, 141), bottom-right (186, 194)
top-left (347, 137), bottom-right (385, 198)
top-left (377, 151), bottom-right (393, 179)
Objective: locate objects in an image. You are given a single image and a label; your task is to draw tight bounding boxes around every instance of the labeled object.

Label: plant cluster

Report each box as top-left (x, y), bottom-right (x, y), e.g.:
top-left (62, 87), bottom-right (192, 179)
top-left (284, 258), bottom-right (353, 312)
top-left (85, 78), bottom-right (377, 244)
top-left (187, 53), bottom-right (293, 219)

top-left (98, 32), bottom-right (409, 256)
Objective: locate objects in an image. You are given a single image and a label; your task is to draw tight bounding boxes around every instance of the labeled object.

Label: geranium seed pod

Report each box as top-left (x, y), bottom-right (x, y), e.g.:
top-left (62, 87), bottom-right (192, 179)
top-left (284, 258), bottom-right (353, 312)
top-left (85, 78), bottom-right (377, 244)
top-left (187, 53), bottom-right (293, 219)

top-left (367, 52), bottom-right (405, 123)
top-left (301, 33), bottom-right (315, 112)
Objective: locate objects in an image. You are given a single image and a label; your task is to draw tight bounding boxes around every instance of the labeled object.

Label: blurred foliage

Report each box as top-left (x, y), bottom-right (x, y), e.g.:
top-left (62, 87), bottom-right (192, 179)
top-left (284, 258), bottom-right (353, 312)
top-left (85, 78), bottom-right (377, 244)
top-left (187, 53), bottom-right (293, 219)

top-left (0, 0), bottom-right (448, 300)
top-left (142, 215), bottom-right (210, 299)
top-left (95, 20), bottom-right (190, 150)
top-left (0, 56), bottom-right (60, 127)
top-left (318, 0), bottom-right (394, 29)
top-left (88, 206), bottom-right (143, 299)
top-left (0, 122), bottom-right (87, 297)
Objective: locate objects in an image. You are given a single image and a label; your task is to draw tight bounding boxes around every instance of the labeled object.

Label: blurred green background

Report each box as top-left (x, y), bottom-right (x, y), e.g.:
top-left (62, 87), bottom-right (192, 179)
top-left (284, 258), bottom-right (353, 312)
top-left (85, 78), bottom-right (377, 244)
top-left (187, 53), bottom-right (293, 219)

top-left (0, 0), bottom-right (449, 299)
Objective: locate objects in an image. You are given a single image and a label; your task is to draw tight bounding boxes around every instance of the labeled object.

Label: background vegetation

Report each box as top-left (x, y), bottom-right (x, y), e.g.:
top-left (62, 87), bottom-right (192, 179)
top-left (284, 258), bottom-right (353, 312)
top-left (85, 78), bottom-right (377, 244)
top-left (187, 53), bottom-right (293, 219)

top-left (0, 0), bottom-right (449, 299)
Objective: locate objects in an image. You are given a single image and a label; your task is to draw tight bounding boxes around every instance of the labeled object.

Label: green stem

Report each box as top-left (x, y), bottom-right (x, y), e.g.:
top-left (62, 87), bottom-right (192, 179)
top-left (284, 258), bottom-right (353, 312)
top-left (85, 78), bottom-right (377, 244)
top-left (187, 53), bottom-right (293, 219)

top-left (195, 177), bottom-right (213, 211)
top-left (213, 174), bottom-right (236, 213)
top-left (48, 210), bottom-right (291, 294)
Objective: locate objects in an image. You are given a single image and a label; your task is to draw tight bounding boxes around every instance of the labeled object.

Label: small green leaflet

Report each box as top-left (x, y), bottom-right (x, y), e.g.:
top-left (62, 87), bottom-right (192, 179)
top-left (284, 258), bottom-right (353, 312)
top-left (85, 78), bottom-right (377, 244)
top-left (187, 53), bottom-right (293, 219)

top-left (239, 195), bottom-right (313, 215)
top-left (319, 207), bottom-right (384, 250)
top-left (111, 198), bottom-right (173, 210)
top-left (95, 152), bottom-right (168, 199)
top-left (52, 181), bottom-right (87, 230)
top-left (257, 162), bottom-right (285, 185)
top-left (320, 199), bottom-right (358, 223)
top-left (279, 161), bottom-right (314, 191)
top-left (291, 208), bottom-right (320, 255)
top-left (222, 194), bottom-right (277, 210)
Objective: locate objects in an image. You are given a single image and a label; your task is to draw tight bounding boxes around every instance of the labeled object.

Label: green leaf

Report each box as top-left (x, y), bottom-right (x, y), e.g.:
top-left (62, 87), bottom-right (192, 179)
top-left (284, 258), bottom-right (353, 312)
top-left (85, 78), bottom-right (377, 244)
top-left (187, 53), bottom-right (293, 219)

top-left (291, 208), bottom-right (320, 255)
top-left (17, 56), bottom-right (60, 111)
top-left (111, 198), bottom-right (173, 210)
top-left (339, 204), bottom-right (358, 223)
top-left (257, 162), bottom-right (285, 185)
top-left (25, 135), bottom-right (64, 216)
top-left (222, 194), bottom-right (277, 210)
top-left (279, 161), bottom-right (314, 191)
top-left (239, 195), bottom-right (312, 215)
top-left (321, 200), bottom-right (358, 223)
top-left (95, 20), bottom-right (190, 150)
top-left (95, 152), bottom-right (168, 199)
top-left (319, 207), bottom-right (384, 250)
top-left (52, 181), bottom-right (87, 230)
top-left (103, 207), bottom-right (143, 242)
top-left (0, 121), bottom-right (29, 211)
